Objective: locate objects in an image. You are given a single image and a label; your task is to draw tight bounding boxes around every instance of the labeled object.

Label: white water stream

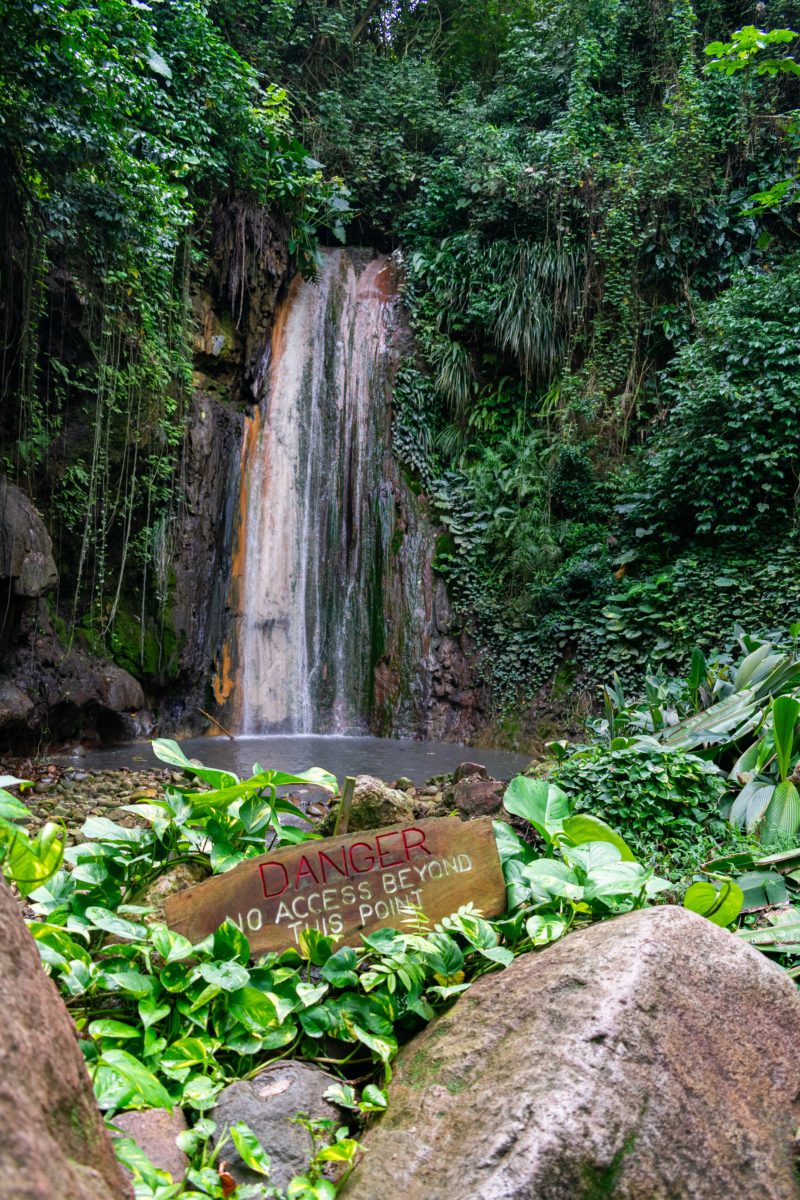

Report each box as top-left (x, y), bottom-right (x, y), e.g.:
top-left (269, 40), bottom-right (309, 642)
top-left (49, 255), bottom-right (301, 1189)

top-left (233, 250), bottom-right (394, 734)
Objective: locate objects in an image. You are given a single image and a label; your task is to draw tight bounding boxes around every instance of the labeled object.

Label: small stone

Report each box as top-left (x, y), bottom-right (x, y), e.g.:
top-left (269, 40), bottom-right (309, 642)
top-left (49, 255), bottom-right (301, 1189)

top-left (211, 1062), bottom-right (342, 1191)
top-left (141, 863), bottom-right (208, 924)
top-left (453, 776), bottom-right (505, 819)
top-left (452, 761), bottom-right (489, 785)
top-left (113, 1108), bottom-right (188, 1184)
top-left (422, 784), bottom-right (438, 797)
top-left (394, 777), bottom-right (414, 791)
top-left (33, 780), bottom-right (54, 794)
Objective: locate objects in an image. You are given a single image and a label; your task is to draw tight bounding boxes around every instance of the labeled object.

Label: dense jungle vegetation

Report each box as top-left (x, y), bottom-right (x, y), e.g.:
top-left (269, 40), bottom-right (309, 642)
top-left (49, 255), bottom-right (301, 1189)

top-left (1, 0), bottom-right (799, 722)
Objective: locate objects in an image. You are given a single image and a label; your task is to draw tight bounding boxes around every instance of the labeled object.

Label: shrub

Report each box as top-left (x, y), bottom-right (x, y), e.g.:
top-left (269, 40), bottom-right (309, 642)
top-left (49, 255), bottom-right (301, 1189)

top-left (552, 743), bottom-right (728, 862)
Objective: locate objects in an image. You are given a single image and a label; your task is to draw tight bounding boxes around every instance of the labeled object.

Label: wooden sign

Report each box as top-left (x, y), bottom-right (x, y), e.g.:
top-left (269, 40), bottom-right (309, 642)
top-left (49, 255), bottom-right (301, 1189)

top-left (163, 816), bottom-right (506, 955)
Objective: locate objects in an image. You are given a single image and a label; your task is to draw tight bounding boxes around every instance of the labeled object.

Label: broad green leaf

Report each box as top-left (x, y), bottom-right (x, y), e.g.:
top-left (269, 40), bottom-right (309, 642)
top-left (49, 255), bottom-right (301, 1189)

top-left (0, 796), bottom-right (31, 821)
top-left (181, 1075), bottom-right (222, 1109)
top-left (176, 1117), bottom-right (216, 1156)
top-left (360, 1083), bottom-right (388, 1110)
top-left (71, 861), bottom-right (110, 886)
top-left (3, 822), bottom-right (64, 895)
top-left (268, 767), bottom-right (337, 793)
top-left (583, 861), bottom-right (650, 901)
top-left (102, 970), bottom-right (155, 998)
top-left (230, 1122), bottom-right (271, 1176)
top-left (561, 841), bottom-right (621, 874)
top-left (561, 815), bottom-right (635, 861)
top-left (101, 1049), bottom-right (173, 1110)
top-left (351, 1023), bottom-right (396, 1062)
top-left (89, 1019), bottom-right (140, 1040)
top-left (764, 779), bottom-right (800, 840)
top-left (213, 920), bottom-right (250, 964)
top-left (503, 777), bottom-right (570, 840)
top-left (316, 1137), bottom-right (360, 1163)
top-left (85, 906), bottom-right (148, 941)
top-left (112, 1136), bottom-right (168, 1189)
top-left (321, 946), bottom-right (358, 988)
top-left (199, 961), bottom-right (251, 991)
top-left (298, 928), bottom-right (334, 965)
top-left (492, 819), bottom-right (535, 864)
top-left (479, 945), bottom-right (514, 967)
top-left (525, 913), bottom-right (567, 945)
top-left (772, 695), bottom-right (800, 781)
top-left (229, 987), bottom-right (280, 1032)
top-left (149, 924), bottom-right (195, 963)
top-left (151, 738), bottom-right (238, 789)
top-left (683, 879), bottom-right (744, 927)
top-left (523, 858), bottom-right (582, 900)
top-left (299, 1004), bottom-right (338, 1038)
top-left (161, 1038), bottom-right (218, 1070)
top-left (323, 1082), bottom-right (359, 1109)
top-left (81, 817), bottom-right (149, 844)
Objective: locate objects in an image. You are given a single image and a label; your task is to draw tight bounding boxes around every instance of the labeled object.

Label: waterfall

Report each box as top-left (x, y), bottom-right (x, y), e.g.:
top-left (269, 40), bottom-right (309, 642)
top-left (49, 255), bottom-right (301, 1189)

top-left (230, 249), bottom-right (395, 734)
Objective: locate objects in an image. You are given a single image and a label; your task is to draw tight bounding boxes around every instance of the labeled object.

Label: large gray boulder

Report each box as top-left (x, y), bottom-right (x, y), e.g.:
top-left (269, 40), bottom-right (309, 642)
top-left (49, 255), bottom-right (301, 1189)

top-left (0, 478), bottom-right (58, 598)
top-left (340, 906), bottom-right (800, 1200)
top-left (0, 881), bottom-right (132, 1200)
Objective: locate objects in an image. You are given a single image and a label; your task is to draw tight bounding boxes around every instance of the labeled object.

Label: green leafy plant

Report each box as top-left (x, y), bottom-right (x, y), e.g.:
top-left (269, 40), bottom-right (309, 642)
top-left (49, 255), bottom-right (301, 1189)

top-left (0, 775), bottom-right (64, 896)
top-left (728, 695), bottom-right (800, 840)
top-left (550, 742), bottom-right (727, 863)
top-left (494, 776), bottom-right (668, 949)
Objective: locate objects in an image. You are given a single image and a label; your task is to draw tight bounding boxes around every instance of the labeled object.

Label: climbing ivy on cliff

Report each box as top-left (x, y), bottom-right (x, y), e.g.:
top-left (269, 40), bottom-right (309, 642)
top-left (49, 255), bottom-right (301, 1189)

top-left (0, 0), bottom-right (347, 671)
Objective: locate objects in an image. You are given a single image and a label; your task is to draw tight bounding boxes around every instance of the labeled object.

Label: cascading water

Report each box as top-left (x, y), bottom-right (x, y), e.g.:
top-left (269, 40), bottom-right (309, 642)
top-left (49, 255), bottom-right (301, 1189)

top-left (230, 249), bottom-right (395, 734)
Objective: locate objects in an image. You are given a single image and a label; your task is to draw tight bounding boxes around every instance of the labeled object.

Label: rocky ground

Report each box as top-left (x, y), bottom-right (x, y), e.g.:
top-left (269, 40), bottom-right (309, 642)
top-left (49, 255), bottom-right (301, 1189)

top-left (0, 755), bottom-right (511, 844)
top-left (0, 759), bottom-right (186, 838)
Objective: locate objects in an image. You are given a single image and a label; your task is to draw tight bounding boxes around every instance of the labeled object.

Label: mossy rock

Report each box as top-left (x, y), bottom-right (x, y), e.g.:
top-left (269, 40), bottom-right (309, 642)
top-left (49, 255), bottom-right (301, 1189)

top-left (320, 775), bottom-right (416, 835)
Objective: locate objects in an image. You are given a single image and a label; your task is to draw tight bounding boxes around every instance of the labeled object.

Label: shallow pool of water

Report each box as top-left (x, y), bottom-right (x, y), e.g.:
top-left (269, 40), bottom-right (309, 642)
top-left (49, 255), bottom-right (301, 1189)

top-left (60, 734), bottom-right (530, 787)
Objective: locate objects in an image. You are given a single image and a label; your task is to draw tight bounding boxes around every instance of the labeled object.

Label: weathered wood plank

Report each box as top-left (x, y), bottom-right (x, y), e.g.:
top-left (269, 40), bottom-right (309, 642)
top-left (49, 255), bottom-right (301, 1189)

top-left (163, 816), bottom-right (506, 955)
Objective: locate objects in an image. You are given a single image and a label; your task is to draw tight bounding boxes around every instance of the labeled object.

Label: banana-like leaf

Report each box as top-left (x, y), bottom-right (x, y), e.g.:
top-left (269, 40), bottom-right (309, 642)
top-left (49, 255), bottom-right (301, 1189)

top-left (659, 686), bottom-right (761, 750)
top-left (764, 779), bottom-right (800, 840)
top-left (772, 695), bottom-right (800, 781)
top-left (730, 780), bottom-right (775, 831)
top-left (733, 643), bottom-right (775, 692)
top-left (728, 741), bottom-right (759, 782)
top-left (735, 868), bottom-right (788, 911)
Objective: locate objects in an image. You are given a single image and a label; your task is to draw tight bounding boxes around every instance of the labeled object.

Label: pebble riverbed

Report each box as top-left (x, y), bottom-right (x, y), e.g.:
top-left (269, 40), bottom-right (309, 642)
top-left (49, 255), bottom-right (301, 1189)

top-left (0, 761), bottom-right (200, 838)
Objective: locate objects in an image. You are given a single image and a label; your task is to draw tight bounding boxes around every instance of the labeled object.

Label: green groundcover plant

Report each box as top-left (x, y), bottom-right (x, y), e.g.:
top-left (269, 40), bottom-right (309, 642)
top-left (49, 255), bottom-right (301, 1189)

top-left (1, 739), bottom-right (670, 1198)
top-left (5, 733), bottom-right (800, 1197)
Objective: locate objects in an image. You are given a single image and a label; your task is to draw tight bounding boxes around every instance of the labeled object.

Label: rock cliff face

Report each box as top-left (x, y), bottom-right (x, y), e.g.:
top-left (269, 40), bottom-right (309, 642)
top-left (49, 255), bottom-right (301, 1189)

top-left (374, 462), bottom-right (491, 742)
top-left (164, 206), bottom-right (292, 733)
top-left (0, 479), bottom-right (146, 747)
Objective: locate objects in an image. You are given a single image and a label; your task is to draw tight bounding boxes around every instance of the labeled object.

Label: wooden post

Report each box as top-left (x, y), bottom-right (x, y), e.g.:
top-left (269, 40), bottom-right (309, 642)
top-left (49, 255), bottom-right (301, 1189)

top-left (333, 775), bottom-right (356, 837)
